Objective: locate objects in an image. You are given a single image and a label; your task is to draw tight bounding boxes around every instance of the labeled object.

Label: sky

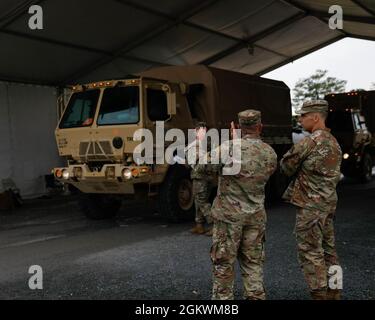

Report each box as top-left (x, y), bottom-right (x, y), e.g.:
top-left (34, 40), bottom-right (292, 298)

top-left (264, 38), bottom-right (375, 97)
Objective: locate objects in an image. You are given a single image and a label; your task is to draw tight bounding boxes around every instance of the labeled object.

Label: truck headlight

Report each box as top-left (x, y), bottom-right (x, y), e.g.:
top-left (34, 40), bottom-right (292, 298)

top-left (131, 168), bottom-right (140, 177)
top-left (55, 169), bottom-right (63, 179)
top-left (62, 170), bottom-right (70, 180)
top-left (343, 153), bottom-right (349, 160)
top-left (122, 168), bottom-right (132, 180)
top-left (140, 167), bottom-right (149, 174)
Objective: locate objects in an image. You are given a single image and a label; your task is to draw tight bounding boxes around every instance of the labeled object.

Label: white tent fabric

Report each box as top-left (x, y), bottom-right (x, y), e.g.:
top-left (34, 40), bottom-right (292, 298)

top-left (0, 0), bottom-right (374, 85)
top-left (0, 82), bottom-right (63, 197)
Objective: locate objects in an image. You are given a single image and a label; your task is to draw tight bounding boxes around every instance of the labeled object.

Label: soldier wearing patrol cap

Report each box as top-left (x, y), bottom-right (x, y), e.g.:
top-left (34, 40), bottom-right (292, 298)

top-left (210, 109), bottom-right (277, 300)
top-left (280, 100), bottom-right (343, 300)
top-left (188, 121), bottom-right (215, 235)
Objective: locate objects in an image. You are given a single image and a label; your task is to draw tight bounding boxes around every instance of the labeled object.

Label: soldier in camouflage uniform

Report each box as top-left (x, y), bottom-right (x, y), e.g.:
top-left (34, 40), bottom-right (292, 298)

top-left (210, 110), bottom-right (277, 300)
top-left (280, 100), bottom-right (342, 300)
top-left (189, 122), bottom-right (215, 235)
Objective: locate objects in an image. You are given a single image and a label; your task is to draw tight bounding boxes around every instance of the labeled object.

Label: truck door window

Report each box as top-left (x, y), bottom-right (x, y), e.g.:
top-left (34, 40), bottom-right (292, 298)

top-left (59, 90), bottom-right (100, 129)
top-left (353, 113), bottom-right (362, 130)
top-left (147, 88), bottom-right (169, 121)
top-left (97, 86), bottom-right (140, 125)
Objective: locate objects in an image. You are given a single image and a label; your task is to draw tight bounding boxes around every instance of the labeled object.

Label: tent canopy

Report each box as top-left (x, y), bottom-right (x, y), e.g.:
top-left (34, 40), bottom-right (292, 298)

top-left (0, 0), bottom-right (374, 86)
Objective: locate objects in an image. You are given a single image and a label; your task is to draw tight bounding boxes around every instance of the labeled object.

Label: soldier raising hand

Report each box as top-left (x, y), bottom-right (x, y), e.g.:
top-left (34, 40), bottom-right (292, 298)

top-left (210, 109), bottom-right (277, 300)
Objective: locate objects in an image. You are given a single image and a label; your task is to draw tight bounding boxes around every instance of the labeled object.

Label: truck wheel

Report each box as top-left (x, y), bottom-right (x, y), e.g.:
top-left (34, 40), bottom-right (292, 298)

top-left (360, 153), bottom-right (373, 183)
top-left (158, 165), bottom-right (195, 222)
top-left (78, 194), bottom-right (122, 220)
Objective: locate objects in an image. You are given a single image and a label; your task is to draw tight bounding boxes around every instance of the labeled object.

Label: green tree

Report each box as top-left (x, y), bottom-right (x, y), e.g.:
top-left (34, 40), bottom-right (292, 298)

top-left (292, 69), bottom-right (347, 110)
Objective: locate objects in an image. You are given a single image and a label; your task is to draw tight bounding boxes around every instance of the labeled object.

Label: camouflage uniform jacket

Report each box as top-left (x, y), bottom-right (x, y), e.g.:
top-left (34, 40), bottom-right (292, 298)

top-left (280, 129), bottom-right (342, 211)
top-left (210, 135), bottom-right (277, 225)
top-left (186, 140), bottom-right (216, 179)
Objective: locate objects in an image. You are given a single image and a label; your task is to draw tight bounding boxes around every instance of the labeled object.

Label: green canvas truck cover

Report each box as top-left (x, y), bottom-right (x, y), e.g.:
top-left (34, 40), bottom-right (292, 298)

top-left (139, 65), bottom-right (292, 142)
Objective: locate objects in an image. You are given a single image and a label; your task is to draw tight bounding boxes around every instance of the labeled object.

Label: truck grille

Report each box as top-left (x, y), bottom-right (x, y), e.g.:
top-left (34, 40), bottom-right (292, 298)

top-left (79, 141), bottom-right (115, 161)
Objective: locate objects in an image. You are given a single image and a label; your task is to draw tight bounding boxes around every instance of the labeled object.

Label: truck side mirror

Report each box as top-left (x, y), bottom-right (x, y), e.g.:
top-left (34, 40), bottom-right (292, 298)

top-left (167, 91), bottom-right (177, 115)
top-left (179, 82), bottom-right (189, 95)
top-left (56, 87), bottom-right (72, 122)
top-left (162, 84), bottom-right (177, 115)
top-left (57, 94), bottom-right (66, 122)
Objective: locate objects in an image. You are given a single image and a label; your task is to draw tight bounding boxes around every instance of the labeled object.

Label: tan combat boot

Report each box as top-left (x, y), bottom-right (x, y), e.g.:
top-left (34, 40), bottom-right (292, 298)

top-left (310, 289), bottom-right (327, 300)
top-left (190, 223), bottom-right (206, 234)
top-left (326, 289), bottom-right (341, 300)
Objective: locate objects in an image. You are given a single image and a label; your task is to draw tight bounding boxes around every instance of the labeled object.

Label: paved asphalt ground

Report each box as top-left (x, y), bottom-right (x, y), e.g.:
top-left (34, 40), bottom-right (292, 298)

top-left (0, 175), bottom-right (374, 300)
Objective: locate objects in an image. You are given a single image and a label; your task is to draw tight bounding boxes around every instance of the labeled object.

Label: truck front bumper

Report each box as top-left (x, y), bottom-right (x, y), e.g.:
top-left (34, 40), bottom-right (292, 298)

top-left (53, 164), bottom-right (152, 194)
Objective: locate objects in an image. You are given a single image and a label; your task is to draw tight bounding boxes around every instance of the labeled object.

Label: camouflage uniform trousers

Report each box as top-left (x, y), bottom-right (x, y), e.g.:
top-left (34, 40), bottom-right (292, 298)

top-left (193, 178), bottom-right (213, 224)
top-left (295, 207), bottom-right (340, 292)
top-left (211, 210), bottom-right (266, 300)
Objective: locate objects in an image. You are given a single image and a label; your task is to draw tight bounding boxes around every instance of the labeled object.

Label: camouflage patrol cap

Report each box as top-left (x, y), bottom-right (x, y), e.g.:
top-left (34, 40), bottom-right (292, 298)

top-left (238, 109), bottom-right (261, 127)
top-left (296, 100), bottom-right (329, 115)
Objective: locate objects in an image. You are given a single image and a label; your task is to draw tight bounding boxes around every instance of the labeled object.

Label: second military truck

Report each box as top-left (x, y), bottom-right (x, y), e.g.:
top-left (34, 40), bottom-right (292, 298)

top-left (325, 90), bottom-right (375, 182)
top-left (53, 65), bottom-right (293, 220)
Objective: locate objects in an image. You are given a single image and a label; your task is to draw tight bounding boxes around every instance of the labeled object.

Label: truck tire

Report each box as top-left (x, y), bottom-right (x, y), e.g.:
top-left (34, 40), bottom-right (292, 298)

top-left (360, 152), bottom-right (373, 183)
top-left (158, 165), bottom-right (195, 222)
top-left (78, 193), bottom-right (122, 220)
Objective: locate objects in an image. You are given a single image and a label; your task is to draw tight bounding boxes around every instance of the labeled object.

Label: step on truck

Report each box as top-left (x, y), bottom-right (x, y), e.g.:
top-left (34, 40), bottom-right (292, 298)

top-left (325, 90), bottom-right (375, 182)
top-left (53, 65), bottom-right (293, 221)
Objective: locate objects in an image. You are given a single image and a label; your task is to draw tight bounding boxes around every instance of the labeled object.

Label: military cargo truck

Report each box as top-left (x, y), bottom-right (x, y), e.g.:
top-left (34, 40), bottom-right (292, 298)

top-left (325, 90), bottom-right (375, 182)
top-left (53, 65), bottom-right (292, 220)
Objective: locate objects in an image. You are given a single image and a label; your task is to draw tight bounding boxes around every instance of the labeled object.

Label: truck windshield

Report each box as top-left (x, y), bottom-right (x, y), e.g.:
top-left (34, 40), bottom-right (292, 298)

top-left (97, 86), bottom-right (139, 125)
top-left (59, 90), bottom-right (100, 129)
top-left (326, 111), bottom-right (353, 132)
